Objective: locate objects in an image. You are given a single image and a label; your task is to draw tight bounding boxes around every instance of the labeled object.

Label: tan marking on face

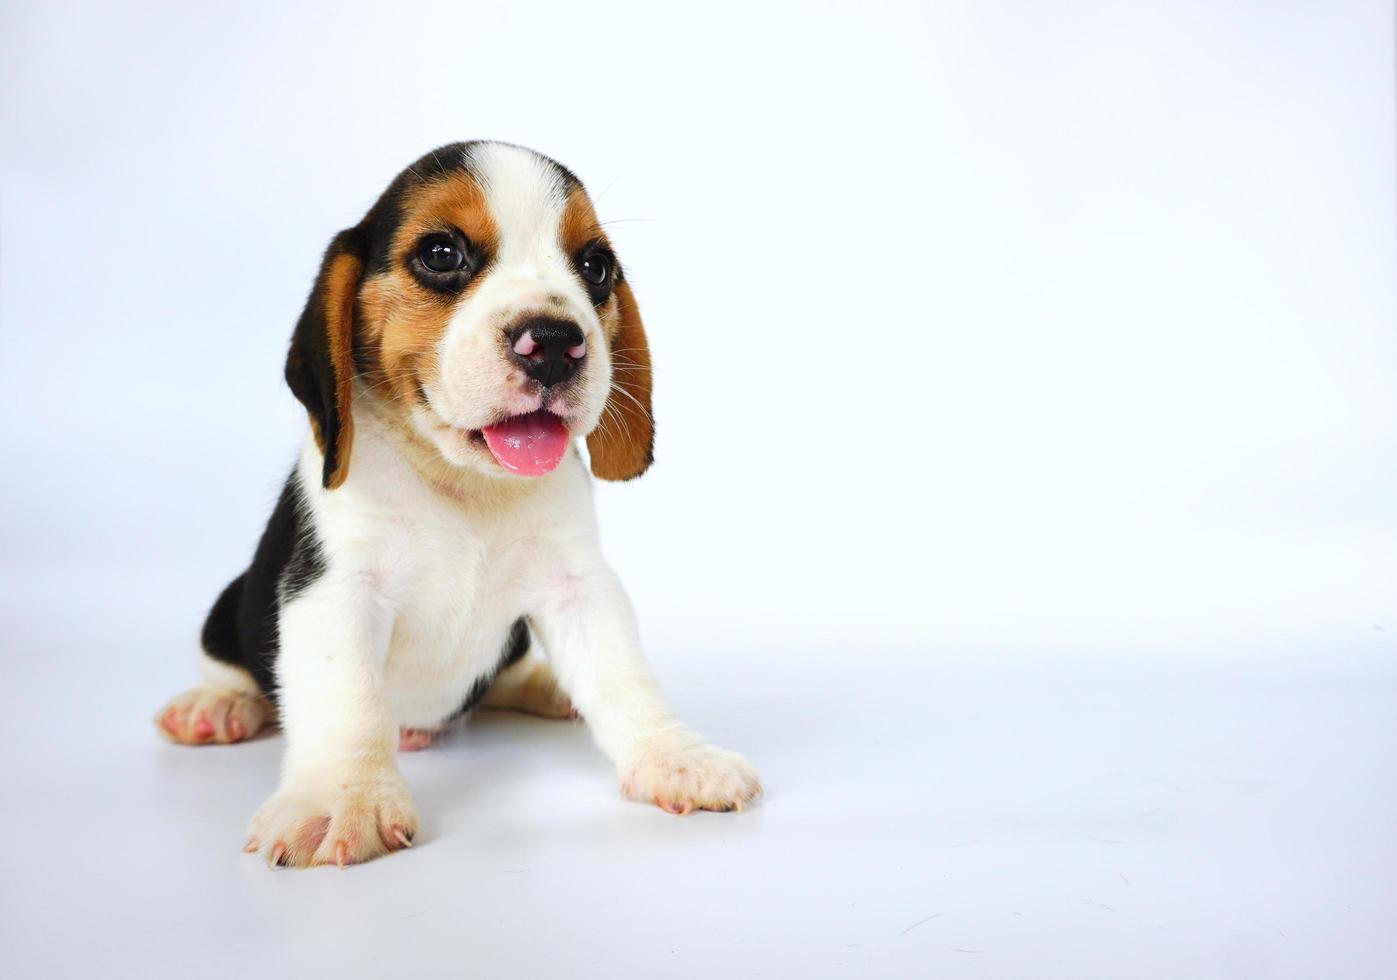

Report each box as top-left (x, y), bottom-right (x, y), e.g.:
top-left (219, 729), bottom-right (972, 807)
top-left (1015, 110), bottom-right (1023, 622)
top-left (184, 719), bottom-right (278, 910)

top-left (558, 187), bottom-right (623, 335)
top-left (559, 186), bottom-right (602, 255)
top-left (556, 188), bottom-right (652, 478)
top-left (357, 172), bottom-right (500, 410)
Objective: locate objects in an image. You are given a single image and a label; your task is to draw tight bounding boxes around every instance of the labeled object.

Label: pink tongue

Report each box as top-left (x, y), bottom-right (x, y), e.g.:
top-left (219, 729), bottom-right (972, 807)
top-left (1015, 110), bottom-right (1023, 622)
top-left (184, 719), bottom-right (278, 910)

top-left (481, 411), bottom-right (570, 476)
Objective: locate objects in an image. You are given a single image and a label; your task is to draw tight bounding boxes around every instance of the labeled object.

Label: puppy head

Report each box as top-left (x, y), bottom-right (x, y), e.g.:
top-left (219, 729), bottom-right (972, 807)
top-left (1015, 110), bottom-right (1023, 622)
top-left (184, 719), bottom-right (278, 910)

top-left (285, 141), bottom-right (653, 489)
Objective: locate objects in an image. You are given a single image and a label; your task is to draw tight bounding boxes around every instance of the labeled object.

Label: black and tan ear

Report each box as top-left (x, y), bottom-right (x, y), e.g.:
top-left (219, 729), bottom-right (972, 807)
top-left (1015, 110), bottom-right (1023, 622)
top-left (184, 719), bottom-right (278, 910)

top-left (587, 281), bottom-right (655, 481)
top-left (284, 230), bottom-right (365, 490)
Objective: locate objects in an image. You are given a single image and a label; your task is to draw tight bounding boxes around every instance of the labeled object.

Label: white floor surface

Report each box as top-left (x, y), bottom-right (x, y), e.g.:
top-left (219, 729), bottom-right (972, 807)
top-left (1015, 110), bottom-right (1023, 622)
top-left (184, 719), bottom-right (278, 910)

top-left (1, 571), bottom-right (1393, 979)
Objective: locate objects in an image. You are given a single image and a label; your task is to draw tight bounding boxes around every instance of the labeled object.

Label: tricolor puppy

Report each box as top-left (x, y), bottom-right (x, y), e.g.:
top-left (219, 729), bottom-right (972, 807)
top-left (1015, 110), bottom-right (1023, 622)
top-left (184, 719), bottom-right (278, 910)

top-left (155, 141), bottom-right (760, 868)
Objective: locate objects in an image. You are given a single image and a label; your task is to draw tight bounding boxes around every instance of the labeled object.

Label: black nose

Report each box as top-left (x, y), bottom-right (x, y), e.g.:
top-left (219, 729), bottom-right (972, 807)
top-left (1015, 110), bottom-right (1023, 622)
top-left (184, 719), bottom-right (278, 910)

top-left (509, 317), bottom-right (587, 388)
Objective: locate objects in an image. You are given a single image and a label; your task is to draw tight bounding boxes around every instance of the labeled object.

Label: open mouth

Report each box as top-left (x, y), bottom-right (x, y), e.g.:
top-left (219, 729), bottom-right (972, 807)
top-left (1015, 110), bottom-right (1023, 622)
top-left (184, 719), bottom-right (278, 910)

top-left (475, 409), bottom-right (571, 476)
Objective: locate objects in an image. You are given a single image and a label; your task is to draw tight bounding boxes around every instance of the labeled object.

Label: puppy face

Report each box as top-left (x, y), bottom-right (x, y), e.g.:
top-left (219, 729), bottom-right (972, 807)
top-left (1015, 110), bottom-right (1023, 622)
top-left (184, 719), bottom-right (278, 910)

top-left (286, 142), bottom-right (653, 488)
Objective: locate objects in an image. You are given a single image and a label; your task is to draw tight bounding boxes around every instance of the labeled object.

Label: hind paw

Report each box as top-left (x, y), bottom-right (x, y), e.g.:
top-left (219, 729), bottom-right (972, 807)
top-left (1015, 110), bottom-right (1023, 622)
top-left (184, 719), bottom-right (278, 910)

top-left (156, 687), bottom-right (271, 745)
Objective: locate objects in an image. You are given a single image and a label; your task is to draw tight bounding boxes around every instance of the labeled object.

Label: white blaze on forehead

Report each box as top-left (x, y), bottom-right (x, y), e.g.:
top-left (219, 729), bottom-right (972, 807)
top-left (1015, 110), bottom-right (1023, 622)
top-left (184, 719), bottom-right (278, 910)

top-left (424, 142), bottom-right (608, 441)
top-left (467, 142), bottom-right (570, 270)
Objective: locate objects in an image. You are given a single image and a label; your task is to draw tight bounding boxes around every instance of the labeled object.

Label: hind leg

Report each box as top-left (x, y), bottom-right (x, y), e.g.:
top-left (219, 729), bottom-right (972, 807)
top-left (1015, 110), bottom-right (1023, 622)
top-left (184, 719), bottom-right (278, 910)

top-left (156, 655), bottom-right (274, 745)
top-left (480, 653), bottom-right (577, 720)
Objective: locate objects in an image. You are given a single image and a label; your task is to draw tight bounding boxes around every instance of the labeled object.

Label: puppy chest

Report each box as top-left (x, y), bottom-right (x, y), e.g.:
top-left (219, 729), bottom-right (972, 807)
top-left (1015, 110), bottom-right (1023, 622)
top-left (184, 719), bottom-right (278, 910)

top-left (375, 531), bottom-right (530, 710)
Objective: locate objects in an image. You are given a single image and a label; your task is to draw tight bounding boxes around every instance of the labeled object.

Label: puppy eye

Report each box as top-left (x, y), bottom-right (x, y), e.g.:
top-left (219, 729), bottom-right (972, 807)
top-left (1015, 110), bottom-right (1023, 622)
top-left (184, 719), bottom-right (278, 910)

top-left (418, 236), bottom-right (466, 273)
top-left (580, 253), bottom-right (610, 286)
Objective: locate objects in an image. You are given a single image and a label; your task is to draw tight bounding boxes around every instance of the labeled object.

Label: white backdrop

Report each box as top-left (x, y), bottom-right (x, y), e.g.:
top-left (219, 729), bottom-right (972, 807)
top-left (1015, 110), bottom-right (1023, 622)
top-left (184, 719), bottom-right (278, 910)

top-left (1, 3), bottom-right (1394, 977)
top-left (2, 1), bottom-right (1393, 652)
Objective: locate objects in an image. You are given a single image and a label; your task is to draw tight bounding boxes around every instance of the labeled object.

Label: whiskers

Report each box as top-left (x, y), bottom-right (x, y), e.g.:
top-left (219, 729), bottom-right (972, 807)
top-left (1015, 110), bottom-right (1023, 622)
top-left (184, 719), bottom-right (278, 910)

top-left (605, 379), bottom-right (652, 425)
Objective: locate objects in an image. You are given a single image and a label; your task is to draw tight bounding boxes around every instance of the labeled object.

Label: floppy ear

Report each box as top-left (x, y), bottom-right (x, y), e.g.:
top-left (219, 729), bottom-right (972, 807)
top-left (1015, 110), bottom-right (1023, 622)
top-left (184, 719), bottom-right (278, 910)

top-left (587, 280), bottom-right (655, 481)
top-left (284, 230), bottom-right (364, 490)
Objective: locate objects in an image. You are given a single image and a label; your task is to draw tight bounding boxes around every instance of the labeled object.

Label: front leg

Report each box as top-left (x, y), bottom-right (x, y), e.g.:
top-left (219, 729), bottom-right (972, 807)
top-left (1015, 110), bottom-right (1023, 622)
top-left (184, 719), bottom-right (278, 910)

top-left (529, 558), bottom-right (761, 814)
top-left (247, 577), bottom-right (417, 868)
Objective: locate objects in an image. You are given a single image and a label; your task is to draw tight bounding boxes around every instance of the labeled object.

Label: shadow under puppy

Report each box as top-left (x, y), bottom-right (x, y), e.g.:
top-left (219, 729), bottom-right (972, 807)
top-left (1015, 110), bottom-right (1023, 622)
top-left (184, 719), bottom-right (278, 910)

top-left (155, 141), bottom-right (760, 869)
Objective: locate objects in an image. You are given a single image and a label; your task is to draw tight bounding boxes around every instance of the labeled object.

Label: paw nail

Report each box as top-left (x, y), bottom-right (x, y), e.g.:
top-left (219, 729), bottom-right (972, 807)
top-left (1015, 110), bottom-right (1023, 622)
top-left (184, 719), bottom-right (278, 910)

top-left (229, 717), bottom-right (245, 741)
top-left (393, 828), bottom-right (413, 849)
top-left (270, 843), bottom-right (287, 867)
top-left (243, 837), bottom-right (259, 853)
top-left (335, 841), bottom-right (348, 869)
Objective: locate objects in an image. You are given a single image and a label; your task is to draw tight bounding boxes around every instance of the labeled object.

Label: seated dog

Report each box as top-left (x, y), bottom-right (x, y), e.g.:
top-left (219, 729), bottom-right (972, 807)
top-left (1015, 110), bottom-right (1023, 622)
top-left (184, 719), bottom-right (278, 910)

top-left (155, 141), bottom-right (760, 868)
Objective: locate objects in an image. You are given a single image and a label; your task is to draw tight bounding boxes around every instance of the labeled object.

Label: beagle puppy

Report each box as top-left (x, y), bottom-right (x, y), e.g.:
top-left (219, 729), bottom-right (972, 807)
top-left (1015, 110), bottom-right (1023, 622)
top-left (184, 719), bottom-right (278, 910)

top-left (155, 141), bottom-right (760, 868)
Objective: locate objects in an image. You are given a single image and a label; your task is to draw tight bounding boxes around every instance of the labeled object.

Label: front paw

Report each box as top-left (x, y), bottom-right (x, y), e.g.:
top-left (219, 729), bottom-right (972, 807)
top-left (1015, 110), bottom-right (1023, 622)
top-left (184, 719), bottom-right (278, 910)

top-left (247, 770), bottom-right (418, 868)
top-left (620, 735), bottom-right (761, 815)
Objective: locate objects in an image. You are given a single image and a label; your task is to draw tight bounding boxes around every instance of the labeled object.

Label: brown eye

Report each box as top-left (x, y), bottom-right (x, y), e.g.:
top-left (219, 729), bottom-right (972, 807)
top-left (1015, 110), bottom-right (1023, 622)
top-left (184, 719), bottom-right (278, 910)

top-left (419, 236), bottom-right (465, 273)
top-left (580, 252), bottom-right (610, 286)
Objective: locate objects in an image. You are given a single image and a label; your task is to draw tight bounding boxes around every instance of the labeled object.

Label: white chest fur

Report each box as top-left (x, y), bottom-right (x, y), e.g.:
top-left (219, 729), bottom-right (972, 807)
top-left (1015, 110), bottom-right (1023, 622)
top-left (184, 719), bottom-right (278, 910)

top-left (289, 413), bottom-right (598, 729)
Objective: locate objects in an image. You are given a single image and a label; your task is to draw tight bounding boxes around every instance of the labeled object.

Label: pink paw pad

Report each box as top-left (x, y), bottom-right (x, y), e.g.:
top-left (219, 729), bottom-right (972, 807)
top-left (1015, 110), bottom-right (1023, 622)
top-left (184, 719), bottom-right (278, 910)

top-left (192, 712), bottom-right (215, 740)
top-left (155, 688), bottom-right (269, 745)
